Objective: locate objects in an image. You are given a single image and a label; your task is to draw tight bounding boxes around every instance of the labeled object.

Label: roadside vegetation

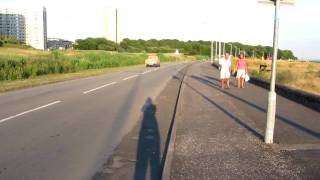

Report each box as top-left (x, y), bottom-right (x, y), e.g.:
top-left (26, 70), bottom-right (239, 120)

top-left (0, 49), bottom-right (148, 81)
top-left (230, 58), bottom-right (320, 95)
top-left (0, 47), bottom-right (196, 92)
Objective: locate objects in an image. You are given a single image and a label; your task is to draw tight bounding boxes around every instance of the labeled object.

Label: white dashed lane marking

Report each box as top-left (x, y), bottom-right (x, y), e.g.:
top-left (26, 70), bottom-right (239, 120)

top-left (122, 74), bottom-right (139, 81)
top-left (83, 82), bottom-right (117, 94)
top-left (0, 101), bottom-right (62, 124)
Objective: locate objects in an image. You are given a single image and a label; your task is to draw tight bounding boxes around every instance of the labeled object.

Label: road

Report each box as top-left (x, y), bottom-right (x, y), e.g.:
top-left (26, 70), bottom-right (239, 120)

top-left (0, 62), bottom-right (189, 180)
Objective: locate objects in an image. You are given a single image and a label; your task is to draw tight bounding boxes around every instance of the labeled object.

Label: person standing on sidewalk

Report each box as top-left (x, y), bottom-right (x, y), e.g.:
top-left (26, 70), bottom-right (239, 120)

top-left (235, 53), bottom-right (248, 88)
top-left (219, 53), bottom-right (232, 89)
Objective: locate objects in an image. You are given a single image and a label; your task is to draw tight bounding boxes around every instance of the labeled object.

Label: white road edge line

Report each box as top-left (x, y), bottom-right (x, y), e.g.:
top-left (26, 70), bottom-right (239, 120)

top-left (141, 70), bottom-right (151, 75)
top-left (122, 74), bottom-right (138, 81)
top-left (0, 101), bottom-right (62, 124)
top-left (83, 82), bottom-right (117, 94)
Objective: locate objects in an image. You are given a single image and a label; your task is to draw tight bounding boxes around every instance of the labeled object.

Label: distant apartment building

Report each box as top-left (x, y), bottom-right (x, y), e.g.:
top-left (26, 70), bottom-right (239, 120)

top-left (0, 13), bottom-right (26, 42)
top-left (0, 6), bottom-right (47, 49)
top-left (47, 38), bottom-right (73, 50)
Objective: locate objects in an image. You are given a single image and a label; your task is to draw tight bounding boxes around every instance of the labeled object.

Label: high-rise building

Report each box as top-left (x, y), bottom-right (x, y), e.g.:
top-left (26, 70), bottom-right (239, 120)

top-left (0, 6), bottom-right (47, 49)
top-left (0, 13), bottom-right (26, 42)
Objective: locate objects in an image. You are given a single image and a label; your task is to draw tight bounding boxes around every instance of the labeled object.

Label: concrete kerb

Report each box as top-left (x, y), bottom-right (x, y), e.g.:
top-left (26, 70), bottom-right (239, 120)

top-left (160, 64), bottom-right (191, 180)
top-left (211, 63), bottom-right (320, 112)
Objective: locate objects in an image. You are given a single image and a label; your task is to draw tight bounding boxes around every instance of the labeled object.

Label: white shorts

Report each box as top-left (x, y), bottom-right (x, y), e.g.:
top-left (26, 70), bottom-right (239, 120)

top-left (220, 69), bottom-right (230, 79)
top-left (237, 69), bottom-right (246, 79)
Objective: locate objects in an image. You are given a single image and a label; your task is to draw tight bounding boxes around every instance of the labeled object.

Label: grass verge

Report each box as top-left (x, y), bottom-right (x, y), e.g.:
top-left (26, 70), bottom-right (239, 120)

top-left (0, 64), bottom-right (144, 92)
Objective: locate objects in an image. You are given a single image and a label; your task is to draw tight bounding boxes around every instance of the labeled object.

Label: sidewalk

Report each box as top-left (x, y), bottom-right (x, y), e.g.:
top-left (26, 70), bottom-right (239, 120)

top-left (170, 62), bottom-right (320, 179)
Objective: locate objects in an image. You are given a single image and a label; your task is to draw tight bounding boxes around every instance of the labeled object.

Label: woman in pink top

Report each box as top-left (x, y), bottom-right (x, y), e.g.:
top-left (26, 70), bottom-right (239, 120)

top-left (236, 53), bottom-right (248, 88)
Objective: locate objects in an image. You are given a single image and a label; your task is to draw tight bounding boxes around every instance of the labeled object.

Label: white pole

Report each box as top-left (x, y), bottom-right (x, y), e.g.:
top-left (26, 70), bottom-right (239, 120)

top-left (211, 41), bottom-right (213, 64)
top-left (223, 42), bottom-right (226, 55)
top-left (265, 0), bottom-right (280, 144)
top-left (218, 41), bottom-right (222, 60)
top-left (215, 41), bottom-right (218, 61)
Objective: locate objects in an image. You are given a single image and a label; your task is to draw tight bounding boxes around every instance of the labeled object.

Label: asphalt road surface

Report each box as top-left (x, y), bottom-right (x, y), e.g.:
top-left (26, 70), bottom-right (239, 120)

top-left (0, 62), bottom-right (189, 180)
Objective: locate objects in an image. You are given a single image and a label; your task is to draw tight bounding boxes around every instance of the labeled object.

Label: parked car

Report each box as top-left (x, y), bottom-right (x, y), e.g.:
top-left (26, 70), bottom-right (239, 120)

top-left (145, 55), bottom-right (160, 67)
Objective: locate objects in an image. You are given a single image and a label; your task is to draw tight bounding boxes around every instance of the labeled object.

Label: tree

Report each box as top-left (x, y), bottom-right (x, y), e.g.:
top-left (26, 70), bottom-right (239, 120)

top-left (73, 37), bottom-right (297, 59)
top-left (74, 38), bottom-right (116, 51)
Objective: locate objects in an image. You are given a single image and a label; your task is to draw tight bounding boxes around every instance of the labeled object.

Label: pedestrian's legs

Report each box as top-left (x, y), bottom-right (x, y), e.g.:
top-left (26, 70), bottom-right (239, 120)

top-left (241, 78), bottom-right (245, 88)
top-left (221, 79), bottom-right (225, 89)
top-left (237, 78), bottom-right (241, 88)
top-left (227, 78), bottom-right (230, 88)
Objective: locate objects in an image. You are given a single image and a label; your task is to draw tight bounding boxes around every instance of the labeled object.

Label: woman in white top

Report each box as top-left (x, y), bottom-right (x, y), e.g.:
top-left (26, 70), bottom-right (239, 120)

top-left (219, 53), bottom-right (231, 89)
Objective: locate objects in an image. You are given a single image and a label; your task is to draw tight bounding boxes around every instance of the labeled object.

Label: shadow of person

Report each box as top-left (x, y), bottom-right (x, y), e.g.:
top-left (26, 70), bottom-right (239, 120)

top-left (134, 98), bottom-right (160, 180)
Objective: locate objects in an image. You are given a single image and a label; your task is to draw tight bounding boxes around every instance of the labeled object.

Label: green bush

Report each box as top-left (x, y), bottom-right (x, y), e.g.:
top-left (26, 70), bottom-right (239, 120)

top-left (276, 70), bottom-right (296, 84)
top-left (250, 70), bottom-right (269, 80)
top-left (195, 55), bottom-right (209, 60)
top-left (157, 54), bottom-right (176, 62)
top-left (0, 50), bottom-right (148, 81)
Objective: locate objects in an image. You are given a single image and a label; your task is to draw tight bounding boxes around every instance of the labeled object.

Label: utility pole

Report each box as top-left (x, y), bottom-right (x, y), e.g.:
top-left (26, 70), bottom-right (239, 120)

top-left (211, 41), bottom-right (213, 64)
top-left (265, 0), bottom-right (280, 144)
top-left (223, 42), bottom-right (226, 55)
top-left (215, 41), bottom-right (218, 61)
top-left (115, 8), bottom-right (118, 51)
top-left (218, 41), bottom-right (222, 60)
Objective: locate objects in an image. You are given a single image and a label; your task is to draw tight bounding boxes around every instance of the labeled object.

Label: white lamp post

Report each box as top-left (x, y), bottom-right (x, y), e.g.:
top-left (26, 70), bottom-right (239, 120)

top-left (259, 0), bottom-right (295, 144)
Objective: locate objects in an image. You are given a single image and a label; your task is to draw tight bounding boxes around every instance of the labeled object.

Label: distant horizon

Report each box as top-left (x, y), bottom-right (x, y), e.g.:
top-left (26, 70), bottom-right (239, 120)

top-left (3, 0), bottom-right (319, 60)
top-left (47, 36), bottom-right (310, 59)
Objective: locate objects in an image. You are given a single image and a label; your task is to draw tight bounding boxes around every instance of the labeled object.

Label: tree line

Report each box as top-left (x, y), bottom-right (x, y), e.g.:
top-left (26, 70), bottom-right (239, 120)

top-left (73, 37), bottom-right (296, 60)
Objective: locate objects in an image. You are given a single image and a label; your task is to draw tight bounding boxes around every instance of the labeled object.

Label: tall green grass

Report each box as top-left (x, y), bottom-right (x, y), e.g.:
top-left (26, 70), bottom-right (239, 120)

top-left (0, 50), bottom-right (147, 81)
top-left (157, 53), bottom-right (197, 62)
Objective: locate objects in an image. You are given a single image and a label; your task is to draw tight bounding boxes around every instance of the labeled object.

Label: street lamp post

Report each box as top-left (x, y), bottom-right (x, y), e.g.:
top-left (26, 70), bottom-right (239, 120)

top-left (215, 41), bottom-right (218, 61)
top-left (223, 42), bottom-right (226, 55)
top-left (259, 0), bottom-right (294, 144)
top-left (211, 41), bottom-right (214, 64)
top-left (265, 0), bottom-right (281, 144)
top-left (218, 41), bottom-right (222, 60)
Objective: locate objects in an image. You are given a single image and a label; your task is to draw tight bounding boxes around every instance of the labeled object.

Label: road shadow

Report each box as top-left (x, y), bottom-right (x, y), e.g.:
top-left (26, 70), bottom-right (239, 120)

top-left (192, 75), bottom-right (320, 139)
top-left (134, 98), bottom-right (161, 180)
top-left (183, 79), bottom-right (264, 140)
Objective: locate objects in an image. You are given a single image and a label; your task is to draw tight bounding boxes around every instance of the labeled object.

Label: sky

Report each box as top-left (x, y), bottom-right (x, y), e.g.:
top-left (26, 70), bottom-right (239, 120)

top-left (2, 0), bottom-right (320, 60)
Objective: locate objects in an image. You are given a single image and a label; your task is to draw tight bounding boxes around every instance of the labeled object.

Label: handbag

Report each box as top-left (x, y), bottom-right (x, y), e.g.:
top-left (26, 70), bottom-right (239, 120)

top-left (245, 73), bottom-right (250, 82)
